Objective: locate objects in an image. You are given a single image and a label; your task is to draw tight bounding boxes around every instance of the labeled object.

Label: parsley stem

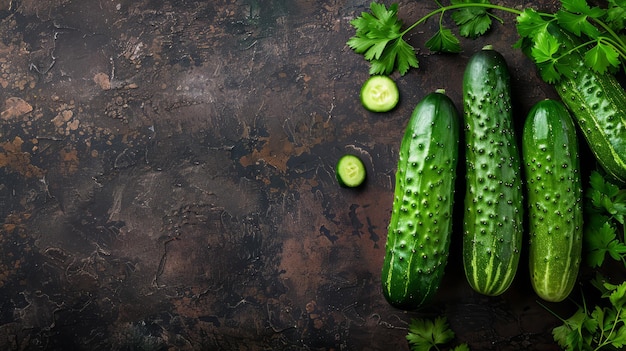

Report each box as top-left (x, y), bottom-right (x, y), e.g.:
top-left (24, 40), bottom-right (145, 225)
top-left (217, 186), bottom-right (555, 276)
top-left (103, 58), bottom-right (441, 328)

top-left (552, 40), bottom-right (597, 64)
top-left (594, 306), bottom-right (622, 351)
top-left (536, 300), bottom-right (568, 323)
top-left (487, 12), bottom-right (505, 25)
top-left (590, 18), bottom-right (626, 58)
top-left (400, 3), bottom-right (523, 37)
top-left (598, 37), bottom-right (626, 62)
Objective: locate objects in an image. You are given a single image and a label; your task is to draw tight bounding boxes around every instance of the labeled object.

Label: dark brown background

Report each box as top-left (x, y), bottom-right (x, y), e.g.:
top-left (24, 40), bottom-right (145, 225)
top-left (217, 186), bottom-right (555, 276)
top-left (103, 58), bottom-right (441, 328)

top-left (0, 0), bottom-right (596, 350)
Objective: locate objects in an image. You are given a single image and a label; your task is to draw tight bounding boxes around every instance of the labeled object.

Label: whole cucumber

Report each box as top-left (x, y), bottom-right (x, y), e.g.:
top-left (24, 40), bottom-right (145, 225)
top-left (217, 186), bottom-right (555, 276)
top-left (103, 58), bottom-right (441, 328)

top-left (544, 24), bottom-right (626, 184)
top-left (462, 46), bottom-right (524, 296)
top-left (382, 90), bottom-right (460, 309)
top-left (522, 99), bottom-right (583, 302)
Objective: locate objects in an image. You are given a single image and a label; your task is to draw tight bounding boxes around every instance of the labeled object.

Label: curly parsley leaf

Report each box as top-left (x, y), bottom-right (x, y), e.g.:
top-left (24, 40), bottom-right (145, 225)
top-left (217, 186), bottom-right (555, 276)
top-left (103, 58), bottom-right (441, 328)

top-left (451, 344), bottom-right (470, 351)
top-left (586, 221), bottom-right (615, 267)
top-left (516, 8), bottom-right (550, 39)
top-left (530, 31), bottom-right (563, 83)
top-left (607, 0), bottom-right (626, 30)
top-left (531, 30), bottom-right (560, 63)
top-left (425, 28), bottom-right (461, 53)
top-left (561, 0), bottom-right (606, 18)
top-left (613, 323), bottom-right (626, 346)
top-left (589, 171), bottom-right (621, 199)
top-left (584, 171), bottom-right (626, 267)
top-left (552, 309), bottom-right (588, 351)
top-left (406, 317), bottom-right (455, 351)
top-left (368, 38), bottom-right (419, 76)
top-left (586, 221), bottom-right (626, 267)
top-left (609, 282), bottom-right (626, 309)
top-left (555, 9), bottom-right (600, 37)
top-left (450, 0), bottom-right (493, 38)
top-left (587, 170), bottom-right (626, 224)
top-left (550, 279), bottom-right (626, 351)
top-left (584, 41), bottom-right (621, 74)
top-left (612, 327), bottom-right (626, 349)
top-left (347, 1), bottom-right (626, 77)
top-left (347, 2), bottom-right (418, 75)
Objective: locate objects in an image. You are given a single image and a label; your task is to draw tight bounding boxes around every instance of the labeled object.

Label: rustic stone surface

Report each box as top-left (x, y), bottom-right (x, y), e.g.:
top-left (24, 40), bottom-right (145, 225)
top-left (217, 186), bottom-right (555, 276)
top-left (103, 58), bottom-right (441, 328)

top-left (0, 1), bottom-right (580, 350)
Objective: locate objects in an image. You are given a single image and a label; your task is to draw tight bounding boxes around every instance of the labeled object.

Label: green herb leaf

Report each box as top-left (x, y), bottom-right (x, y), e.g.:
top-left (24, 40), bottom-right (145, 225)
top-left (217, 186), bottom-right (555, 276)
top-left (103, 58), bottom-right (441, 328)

top-left (584, 170), bottom-right (626, 272)
top-left (425, 28), bottom-right (462, 53)
top-left (451, 0), bottom-right (493, 38)
top-left (589, 171), bottom-right (621, 199)
top-left (530, 30), bottom-right (563, 82)
top-left (551, 276), bottom-right (626, 351)
top-left (603, 282), bottom-right (620, 297)
top-left (366, 38), bottom-right (419, 75)
top-left (607, 0), bottom-right (626, 30)
top-left (552, 308), bottom-right (587, 350)
top-left (609, 282), bottom-right (626, 310)
top-left (451, 344), bottom-right (471, 351)
top-left (347, 0), bottom-right (626, 79)
top-left (551, 323), bottom-right (571, 349)
top-left (561, 0), bottom-right (606, 18)
top-left (589, 306), bottom-right (603, 333)
top-left (586, 220), bottom-right (620, 267)
top-left (603, 307), bottom-right (619, 329)
top-left (431, 316), bottom-right (455, 344)
top-left (531, 30), bottom-right (560, 63)
top-left (347, 2), bottom-right (418, 75)
top-left (406, 317), bottom-right (455, 351)
top-left (516, 8), bottom-right (550, 39)
top-left (555, 10), bottom-right (600, 37)
top-left (535, 61), bottom-right (561, 84)
top-left (608, 240), bottom-right (626, 261)
top-left (611, 325), bottom-right (626, 348)
top-left (390, 38), bottom-right (420, 75)
top-left (587, 170), bottom-right (626, 224)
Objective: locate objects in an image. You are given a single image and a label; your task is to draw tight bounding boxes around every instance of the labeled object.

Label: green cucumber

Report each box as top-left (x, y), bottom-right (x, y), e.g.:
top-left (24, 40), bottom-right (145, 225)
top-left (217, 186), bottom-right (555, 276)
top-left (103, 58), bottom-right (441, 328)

top-left (360, 75), bottom-right (399, 112)
top-left (462, 46), bottom-right (524, 296)
top-left (522, 99), bottom-right (583, 302)
top-left (544, 24), bottom-right (626, 184)
top-left (336, 154), bottom-right (367, 188)
top-left (382, 90), bottom-right (460, 309)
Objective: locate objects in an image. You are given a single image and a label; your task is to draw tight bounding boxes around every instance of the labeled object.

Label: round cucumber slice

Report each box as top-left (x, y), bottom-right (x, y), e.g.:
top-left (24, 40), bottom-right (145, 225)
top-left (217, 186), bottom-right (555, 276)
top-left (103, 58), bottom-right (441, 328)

top-left (360, 75), bottom-right (399, 112)
top-left (336, 154), bottom-right (366, 188)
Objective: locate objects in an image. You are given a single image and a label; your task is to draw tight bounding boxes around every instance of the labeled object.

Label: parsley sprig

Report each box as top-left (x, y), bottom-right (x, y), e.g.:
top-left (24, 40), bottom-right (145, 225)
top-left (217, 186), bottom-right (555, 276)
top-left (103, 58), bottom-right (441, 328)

top-left (584, 171), bottom-right (626, 268)
top-left (545, 276), bottom-right (626, 351)
top-left (346, 0), bottom-right (517, 75)
top-left (346, 3), bottom-right (419, 76)
top-left (347, 0), bottom-right (626, 81)
top-left (406, 316), bottom-right (470, 351)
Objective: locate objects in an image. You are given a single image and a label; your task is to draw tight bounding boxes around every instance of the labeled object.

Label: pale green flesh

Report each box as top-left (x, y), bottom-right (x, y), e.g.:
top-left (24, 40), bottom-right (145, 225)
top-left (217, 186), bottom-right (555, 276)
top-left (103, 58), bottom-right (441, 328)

top-left (360, 75), bottom-right (399, 112)
top-left (336, 154), bottom-right (366, 187)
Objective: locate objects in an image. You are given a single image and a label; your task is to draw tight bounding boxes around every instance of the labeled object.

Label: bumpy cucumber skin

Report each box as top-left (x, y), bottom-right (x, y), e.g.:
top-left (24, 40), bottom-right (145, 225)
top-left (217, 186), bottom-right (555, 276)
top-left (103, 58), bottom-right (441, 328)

top-left (382, 91), bottom-right (460, 310)
top-left (462, 47), bottom-right (524, 296)
top-left (522, 99), bottom-right (583, 302)
top-left (547, 24), bottom-right (626, 184)
top-left (555, 70), bottom-right (626, 184)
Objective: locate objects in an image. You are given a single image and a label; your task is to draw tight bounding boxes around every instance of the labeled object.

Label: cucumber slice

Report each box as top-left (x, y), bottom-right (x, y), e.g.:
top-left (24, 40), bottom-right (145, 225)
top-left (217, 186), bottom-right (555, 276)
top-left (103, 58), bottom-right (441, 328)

top-left (360, 75), bottom-right (399, 112)
top-left (336, 154), bottom-right (366, 188)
